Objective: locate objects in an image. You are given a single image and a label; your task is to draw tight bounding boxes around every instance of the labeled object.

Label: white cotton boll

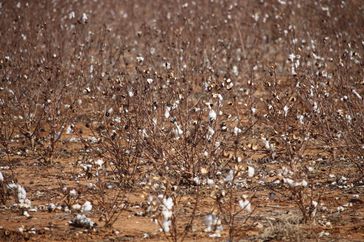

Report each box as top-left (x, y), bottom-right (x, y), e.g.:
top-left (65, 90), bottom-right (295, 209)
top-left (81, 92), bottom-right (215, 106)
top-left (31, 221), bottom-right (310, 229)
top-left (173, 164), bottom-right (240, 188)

top-left (128, 90), bottom-right (134, 97)
top-left (209, 232), bottom-right (222, 238)
top-left (0, 171), bottom-right (3, 182)
top-left (248, 166), bottom-right (255, 178)
top-left (206, 126), bottom-right (215, 141)
top-left (206, 178), bottom-right (215, 186)
top-left (193, 176), bottom-right (200, 185)
top-left (233, 127), bottom-right (242, 136)
top-left (232, 65), bottom-right (239, 76)
top-left (204, 214), bottom-right (217, 232)
top-left (72, 203), bottom-right (82, 211)
top-left (69, 189), bottom-right (78, 198)
top-left (163, 197), bottom-right (174, 211)
top-left (80, 164), bottom-right (92, 172)
top-left (297, 115), bottom-right (304, 124)
top-left (17, 185), bottom-right (27, 202)
top-left (81, 201), bottom-right (92, 213)
top-left (251, 107), bottom-right (257, 115)
top-left (283, 178), bottom-right (295, 187)
top-left (262, 137), bottom-right (271, 150)
top-left (7, 182), bottom-right (17, 190)
top-left (152, 117), bottom-right (157, 126)
top-left (337, 206), bottom-right (345, 212)
top-left (94, 159), bottom-right (104, 168)
top-left (162, 209), bottom-right (173, 220)
top-left (147, 78), bottom-right (153, 84)
top-left (203, 151), bottom-right (209, 157)
top-left (300, 179), bottom-right (308, 187)
top-left (283, 105), bottom-right (289, 117)
top-left (66, 125), bottom-right (74, 134)
top-left (225, 170), bottom-right (234, 182)
top-left (70, 214), bottom-right (96, 229)
top-left (239, 199), bottom-right (252, 212)
top-left (106, 107), bottom-right (114, 116)
top-left (69, 11), bottom-right (75, 19)
top-left (136, 56), bottom-right (144, 63)
top-left (208, 109), bottom-right (217, 122)
top-left (312, 201), bottom-right (318, 207)
top-left (164, 106), bottom-right (171, 119)
top-left (162, 220), bottom-right (171, 232)
top-left (173, 123), bottom-right (183, 139)
top-left (48, 203), bottom-right (56, 212)
top-left (23, 211), bottom-right (30, 218)
top-left (81, 13), bottom-right (88, 23)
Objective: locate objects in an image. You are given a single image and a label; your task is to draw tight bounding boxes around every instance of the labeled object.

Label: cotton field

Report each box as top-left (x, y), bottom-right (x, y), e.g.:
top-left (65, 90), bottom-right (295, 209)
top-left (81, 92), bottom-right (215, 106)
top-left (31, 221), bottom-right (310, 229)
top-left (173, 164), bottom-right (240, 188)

top-left (0, 1), bottom-right (363, 241)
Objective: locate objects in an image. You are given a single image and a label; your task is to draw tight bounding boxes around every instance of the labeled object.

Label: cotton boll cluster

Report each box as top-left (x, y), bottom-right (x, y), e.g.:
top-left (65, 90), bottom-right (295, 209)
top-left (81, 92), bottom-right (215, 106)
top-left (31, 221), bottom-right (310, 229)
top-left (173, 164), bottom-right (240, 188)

top-left (70, 214), bottom-right (96, 229)
top-left (204, 213), bottom-right (223, 237)
top-left (161, 197), bottom-right (173, 233)
top-left (282, 178), bottom-right (308, 188)
top-left (6, 182), bottom-right (31, 209)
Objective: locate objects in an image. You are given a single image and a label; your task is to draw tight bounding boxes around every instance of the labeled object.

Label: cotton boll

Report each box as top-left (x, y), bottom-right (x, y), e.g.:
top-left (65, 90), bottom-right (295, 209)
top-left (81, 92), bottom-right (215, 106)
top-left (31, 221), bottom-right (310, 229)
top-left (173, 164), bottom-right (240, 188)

top-left (239, 197), bottom-right (252, 212)
top-left (70, 214), bottom-right (96, 229)
top-left (19, 198), bottom-right (32, 209)
top-left (225, 170), bottom-right (234, 182)
top-left (193, 176), bottom-right (201, 185)
top-left (17, 185), bottom-right (27, 202)
top-left (69, 189), bottom-right (78, 198)
top-left (206, 126), bottom-right (215, 141)
top-left (81, 201), bottom-right (92, 213)
top-left (48, 203), bottom-right (56, 212)
top-left (283, 178), bottom-right (295, 187)
top-left (173, 122), bottom-right (183, 139)
top-left (7, 182), bottom-right (18, 190)
top-left (164, 106), bottom-right (171, 119)
top-left (66, 125), bottom-right (74, 134)
top-left (81, 13), bottom-right (88, 23)
top-left (233, 127), bottom-right (242, 136)
top-left (162, 209), bottom-right (173, 220)
top-left (206, 178), bottom-right (215, 186)
top-left (162, 220), bottom-right (171, 232)
top-left (94, 159), bottom-right (104, 168)
top-left (146, 78), bottom-right (153, 84)
top-left (72, 203), bottom-right (82, 211)
top-left (23, 211), bottom-right (31, 218)
top-left (209, 110), bottom-right (216, 122)
top-left (0, 171), bottom-right (3, 182)
top-left (262, 137), bottom-right (272, 150)
top-left (163, 197), bottom-right (174, 211)
top-left (247, 166), bottom-right (255, 178)
top-left (299, 179), bottom-right (308, 187)
top-left (204, 214), bottom-right (218, 232)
